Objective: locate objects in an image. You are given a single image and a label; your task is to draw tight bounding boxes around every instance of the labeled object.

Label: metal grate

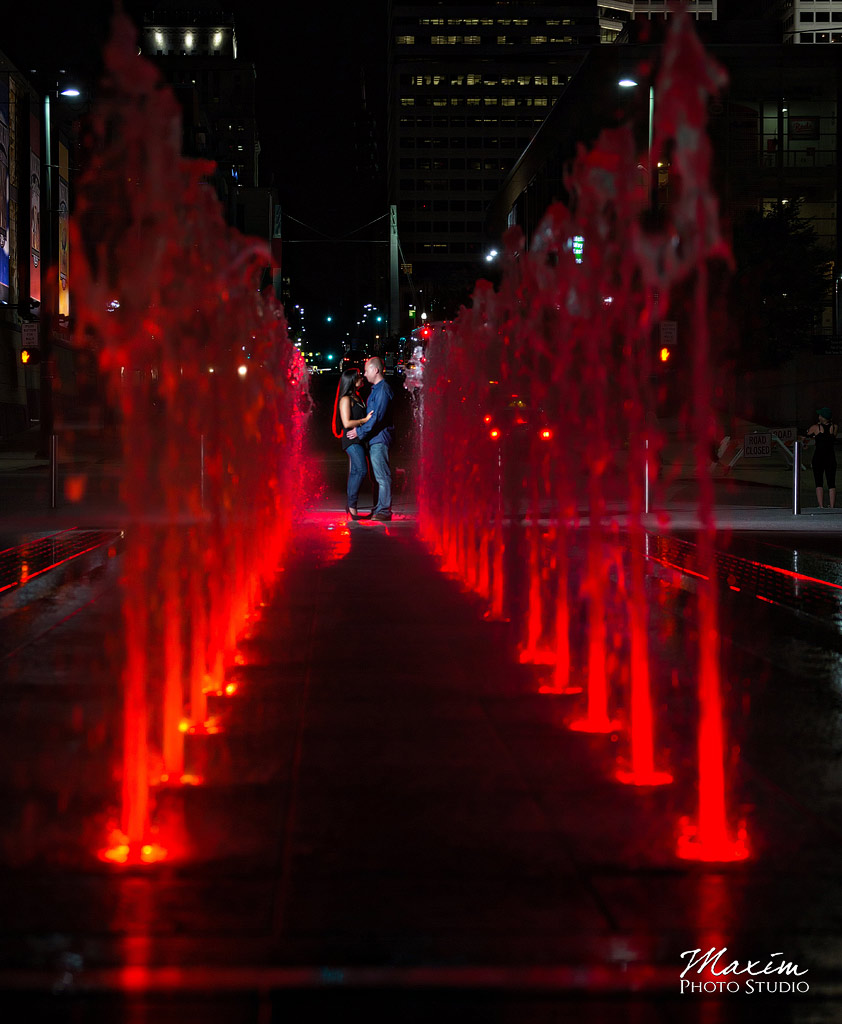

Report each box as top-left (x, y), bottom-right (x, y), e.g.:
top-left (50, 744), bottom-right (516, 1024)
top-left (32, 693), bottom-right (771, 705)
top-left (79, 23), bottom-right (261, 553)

top-left (0, 529), bottom-right (122, 595)
top-left (645, 532), bottom-right (842, 625)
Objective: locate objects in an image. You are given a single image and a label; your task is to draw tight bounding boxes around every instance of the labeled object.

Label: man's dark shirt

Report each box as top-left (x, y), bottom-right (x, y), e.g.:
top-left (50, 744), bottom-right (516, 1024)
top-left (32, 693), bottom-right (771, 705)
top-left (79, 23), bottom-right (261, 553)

top-left (354, 379), bottom-right (394, 446)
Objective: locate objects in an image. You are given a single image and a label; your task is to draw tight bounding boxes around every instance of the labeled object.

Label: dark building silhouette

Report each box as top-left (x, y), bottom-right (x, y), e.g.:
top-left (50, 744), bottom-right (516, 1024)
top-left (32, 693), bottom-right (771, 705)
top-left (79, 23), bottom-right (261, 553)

top-left (139, 3), bottom-right (261, 223)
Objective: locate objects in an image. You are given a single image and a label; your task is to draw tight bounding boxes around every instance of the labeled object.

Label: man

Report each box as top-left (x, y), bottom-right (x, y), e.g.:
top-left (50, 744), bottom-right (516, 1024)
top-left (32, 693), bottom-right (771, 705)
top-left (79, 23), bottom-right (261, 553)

top-left (346, 356), bottom-right (394, 521)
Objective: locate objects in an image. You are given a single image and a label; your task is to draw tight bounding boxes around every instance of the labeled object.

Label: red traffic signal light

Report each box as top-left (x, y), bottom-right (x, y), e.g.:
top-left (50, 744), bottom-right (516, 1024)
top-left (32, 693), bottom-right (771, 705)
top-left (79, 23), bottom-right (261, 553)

top-left (20, 347), bottom-right (41, 365)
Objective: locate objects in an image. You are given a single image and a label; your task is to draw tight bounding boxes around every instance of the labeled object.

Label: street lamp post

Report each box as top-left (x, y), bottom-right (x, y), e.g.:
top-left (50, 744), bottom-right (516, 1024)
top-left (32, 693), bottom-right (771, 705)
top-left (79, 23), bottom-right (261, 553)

top-left (38, 83), bottom-right (81, 486)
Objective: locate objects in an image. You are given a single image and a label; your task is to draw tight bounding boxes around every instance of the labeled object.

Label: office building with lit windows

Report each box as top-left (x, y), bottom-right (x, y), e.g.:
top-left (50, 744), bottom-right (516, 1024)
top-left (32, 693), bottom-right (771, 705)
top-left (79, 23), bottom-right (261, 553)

top-left (387, 1), bottom-right (599, 326)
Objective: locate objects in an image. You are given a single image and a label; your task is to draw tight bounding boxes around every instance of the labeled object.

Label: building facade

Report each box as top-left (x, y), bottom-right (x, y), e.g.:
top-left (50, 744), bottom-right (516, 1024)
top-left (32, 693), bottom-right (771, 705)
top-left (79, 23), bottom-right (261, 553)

top-left (775, 0), bottom-right (842, 43)
top-left (387, 1), bottom-right (599, 330)
top-left (598, 0), bottom-right (717, 41)
top-left (488, 40), bottom-right (842, 336)
top-left (0, 51), bottom-right (87, 437)
top-left (140, 4), bottom-right (261, 219)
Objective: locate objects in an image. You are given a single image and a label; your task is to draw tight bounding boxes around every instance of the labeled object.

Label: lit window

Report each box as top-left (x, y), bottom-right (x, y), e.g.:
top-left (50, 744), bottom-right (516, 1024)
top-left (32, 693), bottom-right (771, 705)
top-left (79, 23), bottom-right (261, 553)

top-left (518, 76), bottom-right (530, 85)
top-left (185, 31), bottom-right (194, 48)
top-left (497, 35), bottom-right (507, 43)
top-left (401, 98), bottom-right (415, 106)
top-left (502, 97), bottom-right (516, 106)
top-left (534, 97), bottom-right (548, 106)
top-left (397, 35), bottom-right (415, 44)
top-left (484, 97), bottom-right (498, 105)
top-left (465, 35), bottom-right (480, 43)
top-left (155, 30), bottom-right (164, 46)
top-left (535, 76), bottom-right (548, 85)
top-left (467, 74), bottom-right (482, 85)
top-left (531, 35), bottom-right (548, 44)
top-left (213, 30), bottom-right (223, 47)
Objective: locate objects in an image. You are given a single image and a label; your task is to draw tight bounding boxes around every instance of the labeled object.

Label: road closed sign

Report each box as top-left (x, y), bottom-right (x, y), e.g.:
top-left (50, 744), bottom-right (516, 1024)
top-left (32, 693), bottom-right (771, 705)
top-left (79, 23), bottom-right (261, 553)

top-left (744, 432), bottom-right (771, 458)
top-left (771, 426), bottom-right (797, 444)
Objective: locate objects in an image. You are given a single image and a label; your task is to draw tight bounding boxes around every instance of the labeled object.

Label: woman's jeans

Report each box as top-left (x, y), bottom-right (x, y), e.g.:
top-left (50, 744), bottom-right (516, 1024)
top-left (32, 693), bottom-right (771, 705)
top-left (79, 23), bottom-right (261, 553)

top-left (346, 443), bottom-right (367, 508)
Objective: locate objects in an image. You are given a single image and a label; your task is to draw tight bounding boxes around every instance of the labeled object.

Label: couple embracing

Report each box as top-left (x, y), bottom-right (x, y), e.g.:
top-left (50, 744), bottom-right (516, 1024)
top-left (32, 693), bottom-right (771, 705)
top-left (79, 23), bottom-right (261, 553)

top-left (333, 356), bottom-right (394, 521)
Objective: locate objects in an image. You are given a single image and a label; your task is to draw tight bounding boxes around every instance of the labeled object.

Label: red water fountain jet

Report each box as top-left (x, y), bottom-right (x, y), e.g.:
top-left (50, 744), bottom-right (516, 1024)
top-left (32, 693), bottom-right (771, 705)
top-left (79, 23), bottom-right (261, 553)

top-left (77, 12), bottom-right (311, 862)
top-left (642, 15), bottom-right (747, 860)
top-left (416, 8), bottom-right (749, 860)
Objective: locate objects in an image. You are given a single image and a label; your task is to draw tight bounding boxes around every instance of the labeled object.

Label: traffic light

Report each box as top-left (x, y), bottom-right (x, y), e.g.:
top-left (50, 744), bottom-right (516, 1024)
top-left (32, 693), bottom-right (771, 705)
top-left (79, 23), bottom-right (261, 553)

top-left (20, 347), bottom-right (41, 365)
top-left (659, 345), bottom-right (672, 365)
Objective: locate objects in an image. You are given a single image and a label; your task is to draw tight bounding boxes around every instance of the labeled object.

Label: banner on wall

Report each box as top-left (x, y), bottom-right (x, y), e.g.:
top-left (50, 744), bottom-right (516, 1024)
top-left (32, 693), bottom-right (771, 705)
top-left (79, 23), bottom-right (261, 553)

top-left (0, 75), bottom-right (10, 304)
top-left (30, 111), bottom-right (40, 308)
top-left (58, 142), bottom-right (69, 316)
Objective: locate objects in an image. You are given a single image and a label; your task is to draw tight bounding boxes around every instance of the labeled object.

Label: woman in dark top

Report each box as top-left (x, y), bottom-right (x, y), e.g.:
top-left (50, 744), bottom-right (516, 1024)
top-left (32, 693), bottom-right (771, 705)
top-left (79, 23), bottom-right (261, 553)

top-left (806, 406), bottom-right (838, 508)
top-left (332, 369), bottom-right (373, 519)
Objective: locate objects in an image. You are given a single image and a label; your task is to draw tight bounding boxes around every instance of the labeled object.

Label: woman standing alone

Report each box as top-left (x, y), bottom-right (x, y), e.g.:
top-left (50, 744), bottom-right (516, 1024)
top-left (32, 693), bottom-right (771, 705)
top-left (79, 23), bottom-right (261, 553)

top-left (806, 406), bottom-right (838, 508)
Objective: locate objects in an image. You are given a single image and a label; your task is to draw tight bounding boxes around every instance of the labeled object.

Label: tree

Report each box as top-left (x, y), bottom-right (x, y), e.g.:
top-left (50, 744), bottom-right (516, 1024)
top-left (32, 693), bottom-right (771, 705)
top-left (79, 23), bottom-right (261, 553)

top-left (730, 200), bottom-right (832, 365)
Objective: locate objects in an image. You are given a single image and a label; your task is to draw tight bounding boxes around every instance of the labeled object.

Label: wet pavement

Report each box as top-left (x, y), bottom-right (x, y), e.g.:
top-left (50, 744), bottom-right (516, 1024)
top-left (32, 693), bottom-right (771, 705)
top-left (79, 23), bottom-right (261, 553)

top-left (2, 408), bottom-right (842, 1021)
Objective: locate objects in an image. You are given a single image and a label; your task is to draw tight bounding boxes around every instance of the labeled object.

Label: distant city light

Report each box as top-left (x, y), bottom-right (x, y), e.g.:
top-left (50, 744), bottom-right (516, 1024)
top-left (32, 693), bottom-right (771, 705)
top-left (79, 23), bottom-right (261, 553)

top-left (60, 87), bottom-right (81, 97)
top-left (485, 249), bottom-right (499, 262)
top-left (237, 365), bottom-right (248, 377)
top-left (618, 78), bottom-right (638, 88)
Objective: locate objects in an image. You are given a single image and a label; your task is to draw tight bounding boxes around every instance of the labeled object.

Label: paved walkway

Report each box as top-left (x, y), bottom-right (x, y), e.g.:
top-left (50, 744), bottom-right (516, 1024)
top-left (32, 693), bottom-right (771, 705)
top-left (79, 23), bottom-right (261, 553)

top-left (2, 468), bottom-right (842, 1022)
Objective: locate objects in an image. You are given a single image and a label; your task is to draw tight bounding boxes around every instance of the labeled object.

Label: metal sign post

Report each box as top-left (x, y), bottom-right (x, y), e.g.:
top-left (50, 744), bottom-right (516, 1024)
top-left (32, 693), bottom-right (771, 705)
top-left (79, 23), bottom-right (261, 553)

top-left (793, 439), bottom-right (801, 515)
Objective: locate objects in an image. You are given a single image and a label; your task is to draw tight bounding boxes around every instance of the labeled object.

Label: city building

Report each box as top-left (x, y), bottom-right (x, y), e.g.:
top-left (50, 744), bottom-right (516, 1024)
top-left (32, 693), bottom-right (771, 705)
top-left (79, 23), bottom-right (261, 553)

top-left (0, 50), bottom-right (90, 437)
top-left (487, 38), bottom-right (842, 336)
top-left (598, 0), bottom-right (718, 42)
top-left (775, 0), bottom-right (842, 43)
top-left (387, 1), bottom-right (600, 331)
top-left (139, 3), bottom-right (282, 298)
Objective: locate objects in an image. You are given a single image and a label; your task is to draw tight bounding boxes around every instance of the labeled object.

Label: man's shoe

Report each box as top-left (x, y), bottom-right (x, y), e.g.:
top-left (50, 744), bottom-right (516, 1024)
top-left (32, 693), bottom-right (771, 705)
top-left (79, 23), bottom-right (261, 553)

top-left (371, 511), bottom-right (392, 521)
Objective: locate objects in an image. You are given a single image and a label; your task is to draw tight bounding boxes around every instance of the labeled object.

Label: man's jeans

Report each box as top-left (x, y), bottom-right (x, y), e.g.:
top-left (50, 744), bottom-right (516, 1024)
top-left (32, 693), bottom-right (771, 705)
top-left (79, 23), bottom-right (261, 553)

top-left (346, 444), bottom-right (367, 508)
top-left (368, 442), bottom-right (392, 514)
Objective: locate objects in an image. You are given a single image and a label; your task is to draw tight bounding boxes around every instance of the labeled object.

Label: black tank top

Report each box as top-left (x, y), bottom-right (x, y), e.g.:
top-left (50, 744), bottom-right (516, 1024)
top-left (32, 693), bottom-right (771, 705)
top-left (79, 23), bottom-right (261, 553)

top-left (341, 395), bottom-right (367, 450)
top-left (814, 423), bottom-right (836, 460)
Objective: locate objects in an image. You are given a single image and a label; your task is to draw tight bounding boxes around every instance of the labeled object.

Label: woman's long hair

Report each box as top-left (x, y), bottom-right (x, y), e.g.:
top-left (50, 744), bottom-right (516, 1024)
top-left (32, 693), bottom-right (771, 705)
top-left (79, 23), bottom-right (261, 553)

top-left (332, 369), bottom-right (361, 438)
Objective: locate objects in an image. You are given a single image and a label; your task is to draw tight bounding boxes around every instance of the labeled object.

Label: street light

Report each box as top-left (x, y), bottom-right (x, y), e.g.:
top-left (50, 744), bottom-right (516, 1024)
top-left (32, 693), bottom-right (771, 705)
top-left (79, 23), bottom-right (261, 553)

top-left (619, 76), bottom-right (655, 203)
